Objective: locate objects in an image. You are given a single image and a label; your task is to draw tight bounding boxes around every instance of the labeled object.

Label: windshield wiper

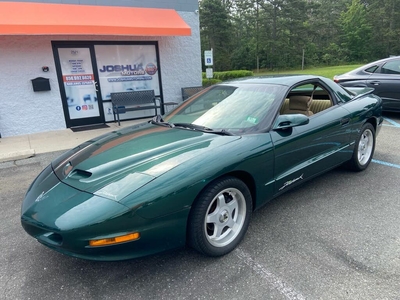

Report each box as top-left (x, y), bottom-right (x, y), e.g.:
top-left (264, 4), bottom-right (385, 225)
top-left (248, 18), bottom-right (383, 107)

top-left (173, 123), bottom-right (234, 136)
top-left (149, 115), bottom-right (174, 128)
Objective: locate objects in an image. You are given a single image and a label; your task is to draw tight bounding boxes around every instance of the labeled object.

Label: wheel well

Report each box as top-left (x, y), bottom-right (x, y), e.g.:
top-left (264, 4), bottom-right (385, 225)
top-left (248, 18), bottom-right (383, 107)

top-left (202, 171), bottom-right (257, 211)
top-left (366, 117), bottom-right (377, 132)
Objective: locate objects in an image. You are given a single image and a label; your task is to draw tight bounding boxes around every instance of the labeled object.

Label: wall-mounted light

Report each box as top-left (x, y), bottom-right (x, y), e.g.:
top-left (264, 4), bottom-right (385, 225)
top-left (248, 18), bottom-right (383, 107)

top-left (42, 66), bottom-right (49, 72)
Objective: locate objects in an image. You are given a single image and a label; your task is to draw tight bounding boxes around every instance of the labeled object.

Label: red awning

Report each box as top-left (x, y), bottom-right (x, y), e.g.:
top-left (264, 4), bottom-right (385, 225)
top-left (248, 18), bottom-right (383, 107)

top-left (0, 2), bottom-right (191, 36)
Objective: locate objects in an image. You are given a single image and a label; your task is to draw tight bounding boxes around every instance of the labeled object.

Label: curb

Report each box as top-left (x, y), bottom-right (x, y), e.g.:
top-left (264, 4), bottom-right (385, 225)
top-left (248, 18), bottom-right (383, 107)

top-left (0, 149), bottom-right (36, 163)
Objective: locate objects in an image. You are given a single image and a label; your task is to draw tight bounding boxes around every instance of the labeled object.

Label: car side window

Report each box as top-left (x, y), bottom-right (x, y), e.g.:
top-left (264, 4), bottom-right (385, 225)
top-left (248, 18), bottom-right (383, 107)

top-left (280, 83), bottom-right (333, 116)
top-left (365, 65), bottom-right (378, 73)
top-left (379, 60), bottom-right (400, 75)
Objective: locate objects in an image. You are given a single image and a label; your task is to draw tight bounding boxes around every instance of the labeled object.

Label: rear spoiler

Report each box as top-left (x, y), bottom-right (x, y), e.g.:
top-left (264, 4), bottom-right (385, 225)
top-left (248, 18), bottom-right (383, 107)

top-left (344, 87), bottom-right (375, 99)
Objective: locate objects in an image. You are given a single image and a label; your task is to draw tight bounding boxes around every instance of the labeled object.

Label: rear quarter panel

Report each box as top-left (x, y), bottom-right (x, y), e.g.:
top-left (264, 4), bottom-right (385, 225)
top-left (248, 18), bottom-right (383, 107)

top-left (339, 94), bottom-right (382, 141)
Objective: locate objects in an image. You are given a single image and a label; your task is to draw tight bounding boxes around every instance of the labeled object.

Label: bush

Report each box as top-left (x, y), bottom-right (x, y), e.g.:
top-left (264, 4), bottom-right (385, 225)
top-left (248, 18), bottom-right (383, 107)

top-left (202, 78), bottom-right (222, 86)
top-left (202, 70), bottom-right (253, 81)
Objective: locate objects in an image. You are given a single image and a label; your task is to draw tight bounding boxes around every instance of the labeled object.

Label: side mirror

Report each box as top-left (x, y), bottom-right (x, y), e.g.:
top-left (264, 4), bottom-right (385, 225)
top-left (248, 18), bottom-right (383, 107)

top-left (273, 114), bottom-right (309, 130)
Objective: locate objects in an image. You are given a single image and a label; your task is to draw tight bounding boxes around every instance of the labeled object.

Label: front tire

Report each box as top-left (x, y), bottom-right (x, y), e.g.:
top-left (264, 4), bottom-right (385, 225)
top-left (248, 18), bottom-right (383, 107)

top-left (346, 123), bottom-right (375, 171)
top-left (188, 177), bottom-right (252, 256)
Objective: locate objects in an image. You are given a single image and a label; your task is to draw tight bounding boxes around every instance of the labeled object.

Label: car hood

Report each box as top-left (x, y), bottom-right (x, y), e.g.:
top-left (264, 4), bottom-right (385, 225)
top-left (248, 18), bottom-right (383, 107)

top-left (52, 123), bottom-right (240, 200)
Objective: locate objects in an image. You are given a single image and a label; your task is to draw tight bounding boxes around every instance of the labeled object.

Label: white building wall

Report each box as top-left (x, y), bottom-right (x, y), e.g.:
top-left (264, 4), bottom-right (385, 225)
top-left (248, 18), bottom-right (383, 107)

top-left (0, 36), bottom-right (67, 136)
top-left (159, 12), bottom-right (202, 106)
top-left (0, 11), bottom-right (201, 137)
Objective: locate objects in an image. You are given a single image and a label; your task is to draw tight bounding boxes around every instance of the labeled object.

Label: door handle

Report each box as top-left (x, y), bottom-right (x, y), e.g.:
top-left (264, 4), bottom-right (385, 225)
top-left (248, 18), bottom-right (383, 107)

top-left (340, 118), bottom-right (350, 126)
top-left (369, 81), bottom-right (380, 86)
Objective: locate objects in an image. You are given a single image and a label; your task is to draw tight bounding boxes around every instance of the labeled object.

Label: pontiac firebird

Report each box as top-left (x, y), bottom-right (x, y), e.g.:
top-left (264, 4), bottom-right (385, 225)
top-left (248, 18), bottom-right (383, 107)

top-left (21, 75), bottom-right (383, 261)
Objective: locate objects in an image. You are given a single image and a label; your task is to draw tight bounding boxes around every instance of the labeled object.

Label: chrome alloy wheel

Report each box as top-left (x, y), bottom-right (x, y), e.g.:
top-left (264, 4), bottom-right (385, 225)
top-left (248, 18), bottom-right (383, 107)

top-left (204, 188), bottom-right (246, 247)
top-left (358, 128), bottom-right (374, 166)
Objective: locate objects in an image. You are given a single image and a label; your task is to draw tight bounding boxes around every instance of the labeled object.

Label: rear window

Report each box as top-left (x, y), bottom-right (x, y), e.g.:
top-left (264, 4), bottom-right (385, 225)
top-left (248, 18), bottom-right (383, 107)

top-left (379, 60), bottom-right (400, 74)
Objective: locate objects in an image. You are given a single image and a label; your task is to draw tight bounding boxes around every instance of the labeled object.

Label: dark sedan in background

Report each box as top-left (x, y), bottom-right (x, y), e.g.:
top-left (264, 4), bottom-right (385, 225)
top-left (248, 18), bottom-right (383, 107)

top-left (334, 56), bottom-right (400, 112)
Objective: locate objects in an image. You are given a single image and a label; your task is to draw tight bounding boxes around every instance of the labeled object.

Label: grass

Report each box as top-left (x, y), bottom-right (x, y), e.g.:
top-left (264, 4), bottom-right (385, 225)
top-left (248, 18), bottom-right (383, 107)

top-left (254, 64), bottom-right (363, 79)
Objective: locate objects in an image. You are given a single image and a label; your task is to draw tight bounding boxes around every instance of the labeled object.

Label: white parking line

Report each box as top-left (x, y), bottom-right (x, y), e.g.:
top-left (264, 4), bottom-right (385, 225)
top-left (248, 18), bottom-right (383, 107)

top-left (235, 249), bottom-right (306, 300)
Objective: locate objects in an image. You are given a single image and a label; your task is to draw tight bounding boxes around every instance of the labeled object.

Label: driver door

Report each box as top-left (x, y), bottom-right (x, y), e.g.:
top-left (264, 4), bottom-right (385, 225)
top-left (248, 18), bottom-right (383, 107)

top-left (270, 104), bottom-right (351, 196)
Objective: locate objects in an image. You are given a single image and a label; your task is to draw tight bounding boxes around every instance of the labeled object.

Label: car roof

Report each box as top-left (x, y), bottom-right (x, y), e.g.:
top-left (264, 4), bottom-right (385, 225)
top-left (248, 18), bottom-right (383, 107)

top-left (347, 56), bottom-right (400, 74)
top-left (219, 75), bottom-right (322, 86)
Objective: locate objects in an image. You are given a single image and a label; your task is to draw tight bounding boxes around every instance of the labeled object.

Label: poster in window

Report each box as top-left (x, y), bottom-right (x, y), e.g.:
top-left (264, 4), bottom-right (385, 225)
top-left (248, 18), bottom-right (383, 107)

top-left (58, 48), bottom-right (100, 120)
top-left (94, 45), bottom-right (160, 101)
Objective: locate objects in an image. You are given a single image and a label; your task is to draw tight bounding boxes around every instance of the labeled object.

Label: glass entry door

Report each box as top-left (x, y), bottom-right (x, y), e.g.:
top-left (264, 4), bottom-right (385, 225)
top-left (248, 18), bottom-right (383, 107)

top-left (54, 45), bottom-right (105, 127)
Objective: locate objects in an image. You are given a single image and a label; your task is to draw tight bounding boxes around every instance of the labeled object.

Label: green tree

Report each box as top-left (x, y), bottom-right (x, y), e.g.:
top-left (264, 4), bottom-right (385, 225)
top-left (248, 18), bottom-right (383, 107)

top-left (366, 0), bottom-right (400, 59)
top-left (199, 0), bottom-right (398, 71)
top-left (339, 0), bottom-right (372, 62)
top-left (200, 0), bottom-right (234, 71)
top-left (230, 0), bottom-right (261, 70)
top-left (255, 0), bottom-right (311, 69)
top-left (305, 0), bottom-right (351, 65)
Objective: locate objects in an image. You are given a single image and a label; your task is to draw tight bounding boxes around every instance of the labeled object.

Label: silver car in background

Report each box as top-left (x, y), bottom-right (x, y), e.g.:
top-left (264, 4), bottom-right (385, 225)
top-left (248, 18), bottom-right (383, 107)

top-left (334, 56), bottom-right (400, 112)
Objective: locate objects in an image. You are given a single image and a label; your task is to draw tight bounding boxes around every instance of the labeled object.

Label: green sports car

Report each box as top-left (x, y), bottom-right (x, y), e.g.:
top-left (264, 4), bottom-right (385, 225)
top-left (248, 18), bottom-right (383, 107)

top-left (21, 75), bottom-right (383, 261)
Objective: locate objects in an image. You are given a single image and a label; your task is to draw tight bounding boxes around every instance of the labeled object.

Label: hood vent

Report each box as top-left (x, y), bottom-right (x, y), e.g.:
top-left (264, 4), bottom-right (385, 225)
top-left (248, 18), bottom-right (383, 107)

top-left (68, 169), bottom-right (92, 180)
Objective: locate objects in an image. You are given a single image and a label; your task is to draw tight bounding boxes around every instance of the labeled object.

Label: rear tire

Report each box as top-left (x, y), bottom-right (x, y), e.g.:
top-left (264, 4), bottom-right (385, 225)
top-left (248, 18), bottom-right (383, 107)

top-left (188, 176), bottom-right (252, 256)
top-left (345, 123), bottom-right (375, 171)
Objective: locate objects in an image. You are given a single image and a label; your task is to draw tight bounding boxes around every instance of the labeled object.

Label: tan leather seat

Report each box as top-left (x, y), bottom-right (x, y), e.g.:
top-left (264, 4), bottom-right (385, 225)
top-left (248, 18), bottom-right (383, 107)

top-left (309, 99), bottom-right (332, 113)
top-left (282, 95), bottom-right (313, 116)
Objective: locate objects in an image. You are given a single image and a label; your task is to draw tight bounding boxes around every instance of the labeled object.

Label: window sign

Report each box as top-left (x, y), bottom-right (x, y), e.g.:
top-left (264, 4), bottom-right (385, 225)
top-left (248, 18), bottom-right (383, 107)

top-left (58, 48), bottom-right (100, 120)
top-left (94, 45), bottom-right (160, 101)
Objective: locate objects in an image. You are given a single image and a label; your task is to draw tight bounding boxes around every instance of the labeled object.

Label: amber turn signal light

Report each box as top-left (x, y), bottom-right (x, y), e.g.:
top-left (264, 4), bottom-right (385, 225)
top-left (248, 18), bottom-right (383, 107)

top-left (89, 232), bottom-right (140, 247)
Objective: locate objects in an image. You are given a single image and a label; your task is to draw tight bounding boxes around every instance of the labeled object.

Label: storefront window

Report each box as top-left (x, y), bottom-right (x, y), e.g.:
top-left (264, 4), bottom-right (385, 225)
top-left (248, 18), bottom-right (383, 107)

top-left (95, 44), bottom-right (160, 98)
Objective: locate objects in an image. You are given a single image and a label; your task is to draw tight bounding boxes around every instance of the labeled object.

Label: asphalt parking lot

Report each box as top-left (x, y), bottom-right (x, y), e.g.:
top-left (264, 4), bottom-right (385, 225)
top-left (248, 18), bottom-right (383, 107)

top-left (1, 113), bottom-right (400, 300)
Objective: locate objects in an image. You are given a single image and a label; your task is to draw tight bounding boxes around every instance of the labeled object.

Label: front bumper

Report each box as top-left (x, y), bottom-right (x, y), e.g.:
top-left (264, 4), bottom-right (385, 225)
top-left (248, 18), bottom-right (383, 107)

top-left (21, 165), bottom-right (188, 261)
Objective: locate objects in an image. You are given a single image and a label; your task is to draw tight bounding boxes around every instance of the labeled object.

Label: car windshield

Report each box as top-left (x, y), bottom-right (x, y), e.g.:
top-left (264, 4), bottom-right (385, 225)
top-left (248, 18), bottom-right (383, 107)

top-left (165, 84), bottom-right (285, 133)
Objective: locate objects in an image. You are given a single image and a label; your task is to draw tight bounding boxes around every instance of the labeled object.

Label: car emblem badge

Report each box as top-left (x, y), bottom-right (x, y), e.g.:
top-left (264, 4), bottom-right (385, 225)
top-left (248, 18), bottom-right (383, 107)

top-left (279, 174), bottom-right (304, 191)
top-left (35, 191), bottom-right (47, 202)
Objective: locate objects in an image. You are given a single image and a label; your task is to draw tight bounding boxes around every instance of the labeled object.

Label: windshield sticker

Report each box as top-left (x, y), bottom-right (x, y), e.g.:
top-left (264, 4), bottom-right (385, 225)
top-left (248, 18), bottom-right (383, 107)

top-left (279, 174), bottom-right (304, 191)
top-left (246, 116), bottom-right (258, 124)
